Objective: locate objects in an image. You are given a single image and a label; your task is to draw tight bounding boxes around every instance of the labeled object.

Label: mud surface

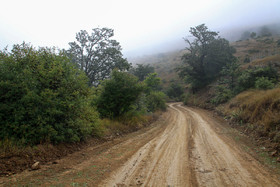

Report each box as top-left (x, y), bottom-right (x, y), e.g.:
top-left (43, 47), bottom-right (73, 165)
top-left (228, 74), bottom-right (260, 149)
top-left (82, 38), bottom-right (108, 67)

top-left (1, 103), bottom-right (279, 186)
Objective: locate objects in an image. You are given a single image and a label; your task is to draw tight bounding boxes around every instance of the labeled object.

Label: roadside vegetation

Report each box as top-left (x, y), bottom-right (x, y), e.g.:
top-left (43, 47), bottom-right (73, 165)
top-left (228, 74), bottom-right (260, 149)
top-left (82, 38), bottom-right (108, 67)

top-left (0, 28), bottom-right (166, 175)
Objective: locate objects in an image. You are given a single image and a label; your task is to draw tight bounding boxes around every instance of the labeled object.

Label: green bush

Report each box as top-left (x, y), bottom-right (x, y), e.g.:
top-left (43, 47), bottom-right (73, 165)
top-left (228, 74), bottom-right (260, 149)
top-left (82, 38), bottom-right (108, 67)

top-left (237, 66), bottom-right (278, 92)
top-left (96, 70), bottom-right (143, 118)
top-left (0, 43), bottom-right (100, 145)
top-left (146, 91), bottom-right (167, 112)
top-left (167, 82), bottom-right (184, 100)
top-left (211, 85), bottom-right (234, 105)
top-left (255, 77), bottom-right (275, 90)
top-left (144, 73), bottom-right (161, 93)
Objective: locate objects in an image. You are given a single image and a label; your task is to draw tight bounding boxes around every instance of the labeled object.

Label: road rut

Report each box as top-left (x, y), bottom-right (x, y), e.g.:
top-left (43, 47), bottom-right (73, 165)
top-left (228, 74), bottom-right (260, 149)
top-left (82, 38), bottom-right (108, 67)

top-left (1, 103), bottom-right (279, 186)
top-left (101, 103), bottom-right (280, 186)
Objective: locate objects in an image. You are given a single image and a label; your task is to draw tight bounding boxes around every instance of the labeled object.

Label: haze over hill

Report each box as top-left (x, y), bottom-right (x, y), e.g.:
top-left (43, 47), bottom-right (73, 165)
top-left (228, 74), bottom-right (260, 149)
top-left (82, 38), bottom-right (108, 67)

top-left (125, 22), bottom-right (280, 58)
top-left (1, 0), bottom-right (280, 58)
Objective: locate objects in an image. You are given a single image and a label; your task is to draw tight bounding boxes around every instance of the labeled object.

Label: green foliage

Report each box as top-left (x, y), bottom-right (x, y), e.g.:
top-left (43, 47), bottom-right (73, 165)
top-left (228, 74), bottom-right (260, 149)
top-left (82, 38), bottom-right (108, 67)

top-left (68, 28), bottom-right (131, 86)
top-left (146, 91), bottom-right (167, 112)
top-left (178, 24), bottom-right (236, 92)
top-left (131, 64), bottom-right (155, 81)
top-left (167, 82), bottom-right (184, 100)
top-left (211, 60), bottom-right (240, 105)
top-left (141, 73), bottom-right (166, 112)
top-left (96, 70), bottom-right (166, 120)
top-left (255, 77), bottom-right (275, 90)
top-left (237, 66), bottom-right (278, 92)
top-left (0, 43), bottom-right (101, 145)
top-left (220, 60), bottom-right (241, 91)
top-left (96, 70), bottom-right (143, 118)
top-left (211, 85), bottom-right (234, 105)
top-left (144, 73), bottom-right (161, 93)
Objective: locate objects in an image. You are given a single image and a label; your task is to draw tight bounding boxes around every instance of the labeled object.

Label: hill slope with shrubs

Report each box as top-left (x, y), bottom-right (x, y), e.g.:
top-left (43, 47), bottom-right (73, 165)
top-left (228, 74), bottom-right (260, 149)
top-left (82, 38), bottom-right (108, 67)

top-left (132, 26), bottom-right (280, 157)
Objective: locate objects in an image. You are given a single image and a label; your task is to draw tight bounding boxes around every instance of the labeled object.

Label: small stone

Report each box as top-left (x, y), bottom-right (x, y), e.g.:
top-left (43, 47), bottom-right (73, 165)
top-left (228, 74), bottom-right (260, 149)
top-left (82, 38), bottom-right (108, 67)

top-left (31, 162), bottom-right (40, 170)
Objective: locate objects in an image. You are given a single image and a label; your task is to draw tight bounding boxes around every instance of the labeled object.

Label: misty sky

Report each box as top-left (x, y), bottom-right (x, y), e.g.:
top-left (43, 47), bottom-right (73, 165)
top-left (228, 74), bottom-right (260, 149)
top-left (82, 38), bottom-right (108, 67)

top-left (1, 0), bottom-right (279, 57)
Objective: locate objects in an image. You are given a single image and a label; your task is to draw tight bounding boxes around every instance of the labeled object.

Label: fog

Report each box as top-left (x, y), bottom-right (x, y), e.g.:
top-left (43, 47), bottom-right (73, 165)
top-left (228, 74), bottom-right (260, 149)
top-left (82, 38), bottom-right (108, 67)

top-left (0, 0), bottom-right (279, 57)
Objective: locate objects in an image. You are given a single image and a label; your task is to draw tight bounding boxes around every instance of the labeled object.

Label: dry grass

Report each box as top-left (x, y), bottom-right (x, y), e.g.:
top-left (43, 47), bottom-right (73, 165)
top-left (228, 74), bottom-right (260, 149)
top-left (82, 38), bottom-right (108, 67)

top-left (101, 112), bottom-right (160, 137)
top-left (232, 36), bottom-right (280, 60)
top-left (242, 54), bottom-right (280, 69)
top-left (225, 88), bottom-right (280, 131)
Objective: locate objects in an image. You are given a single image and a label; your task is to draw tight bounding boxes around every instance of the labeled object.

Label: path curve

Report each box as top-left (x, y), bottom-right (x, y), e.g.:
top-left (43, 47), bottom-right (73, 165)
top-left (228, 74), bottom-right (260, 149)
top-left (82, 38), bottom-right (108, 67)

top-left (101, 103), bottom-right (280, 186)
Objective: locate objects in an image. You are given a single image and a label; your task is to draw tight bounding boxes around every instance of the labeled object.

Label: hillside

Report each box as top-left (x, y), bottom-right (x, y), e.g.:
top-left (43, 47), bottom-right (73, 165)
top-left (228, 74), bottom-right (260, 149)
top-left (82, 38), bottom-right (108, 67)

top-left (131, 35), bottom-right (280, 160)
top-left (129, 50), bottom-right (186, 89)
top-left (130, 35), bottom-right (280, 88)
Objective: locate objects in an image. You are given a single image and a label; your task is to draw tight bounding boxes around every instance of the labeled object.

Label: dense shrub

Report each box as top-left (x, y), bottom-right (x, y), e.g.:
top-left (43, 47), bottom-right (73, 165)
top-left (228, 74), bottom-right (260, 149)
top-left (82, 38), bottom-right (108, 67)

top-left (141, 73), bottom-right (167, 112)
top-left (0, 43), bottom-right (100, 145)
top-left (237, 66), bottom-right (278, 92)
top-left (144, 73), bottom-right (161, 93)
top-left (255, 77), bottom-right (275, 90)
top-left (96, 70), bottom-right (143, 118)
top-left (211, 85), bottom-right (234, 105)
top-left (167, 82), bottom-right (184, 100)
top-left (146, 91), bottom-right (167, 112)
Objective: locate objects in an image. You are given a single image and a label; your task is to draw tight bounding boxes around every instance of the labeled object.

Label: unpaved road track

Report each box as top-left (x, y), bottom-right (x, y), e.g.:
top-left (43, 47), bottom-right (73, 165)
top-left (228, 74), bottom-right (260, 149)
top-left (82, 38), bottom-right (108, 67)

top-left (101, 103), bottom-right (280, 186)
top-left (1, 103), bottom-right (279, 186)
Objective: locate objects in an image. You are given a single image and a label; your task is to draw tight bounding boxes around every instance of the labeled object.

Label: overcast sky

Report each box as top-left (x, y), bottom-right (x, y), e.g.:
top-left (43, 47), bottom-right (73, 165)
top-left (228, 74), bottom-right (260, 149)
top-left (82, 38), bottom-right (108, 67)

top-left (1, 0), bottom-right (279, 57)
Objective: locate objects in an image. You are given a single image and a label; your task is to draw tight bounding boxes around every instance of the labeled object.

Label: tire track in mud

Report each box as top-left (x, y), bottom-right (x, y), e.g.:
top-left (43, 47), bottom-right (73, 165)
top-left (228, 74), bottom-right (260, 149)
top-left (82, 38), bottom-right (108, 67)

top-left (101, 103), bottom-right (198, 186)
top-left (2, 103), bottom-right (279, 186)
top-left (101, 103), bottom-right (280, 187)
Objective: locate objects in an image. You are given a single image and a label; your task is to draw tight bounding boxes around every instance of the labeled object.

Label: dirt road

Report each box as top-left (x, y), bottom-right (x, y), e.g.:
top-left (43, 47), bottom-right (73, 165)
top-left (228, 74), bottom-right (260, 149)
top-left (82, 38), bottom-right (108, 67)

top-left (1, 103), bottom-right (280, 186)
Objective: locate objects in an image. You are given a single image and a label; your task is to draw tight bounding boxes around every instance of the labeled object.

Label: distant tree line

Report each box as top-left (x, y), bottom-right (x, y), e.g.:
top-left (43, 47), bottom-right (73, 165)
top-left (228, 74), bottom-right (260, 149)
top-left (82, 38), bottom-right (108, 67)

top-left (239, 25), bottom-right (280, 40)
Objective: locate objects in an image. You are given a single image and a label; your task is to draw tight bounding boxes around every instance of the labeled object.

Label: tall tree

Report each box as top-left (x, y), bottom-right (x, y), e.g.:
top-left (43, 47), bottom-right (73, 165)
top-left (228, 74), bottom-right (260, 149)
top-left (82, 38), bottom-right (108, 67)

top-left (178, 24), bottom-right (236, 92)
top-left (131, 64), bottom-right (155, 81)
top-left (68, 28), bottom-right (131, 86)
